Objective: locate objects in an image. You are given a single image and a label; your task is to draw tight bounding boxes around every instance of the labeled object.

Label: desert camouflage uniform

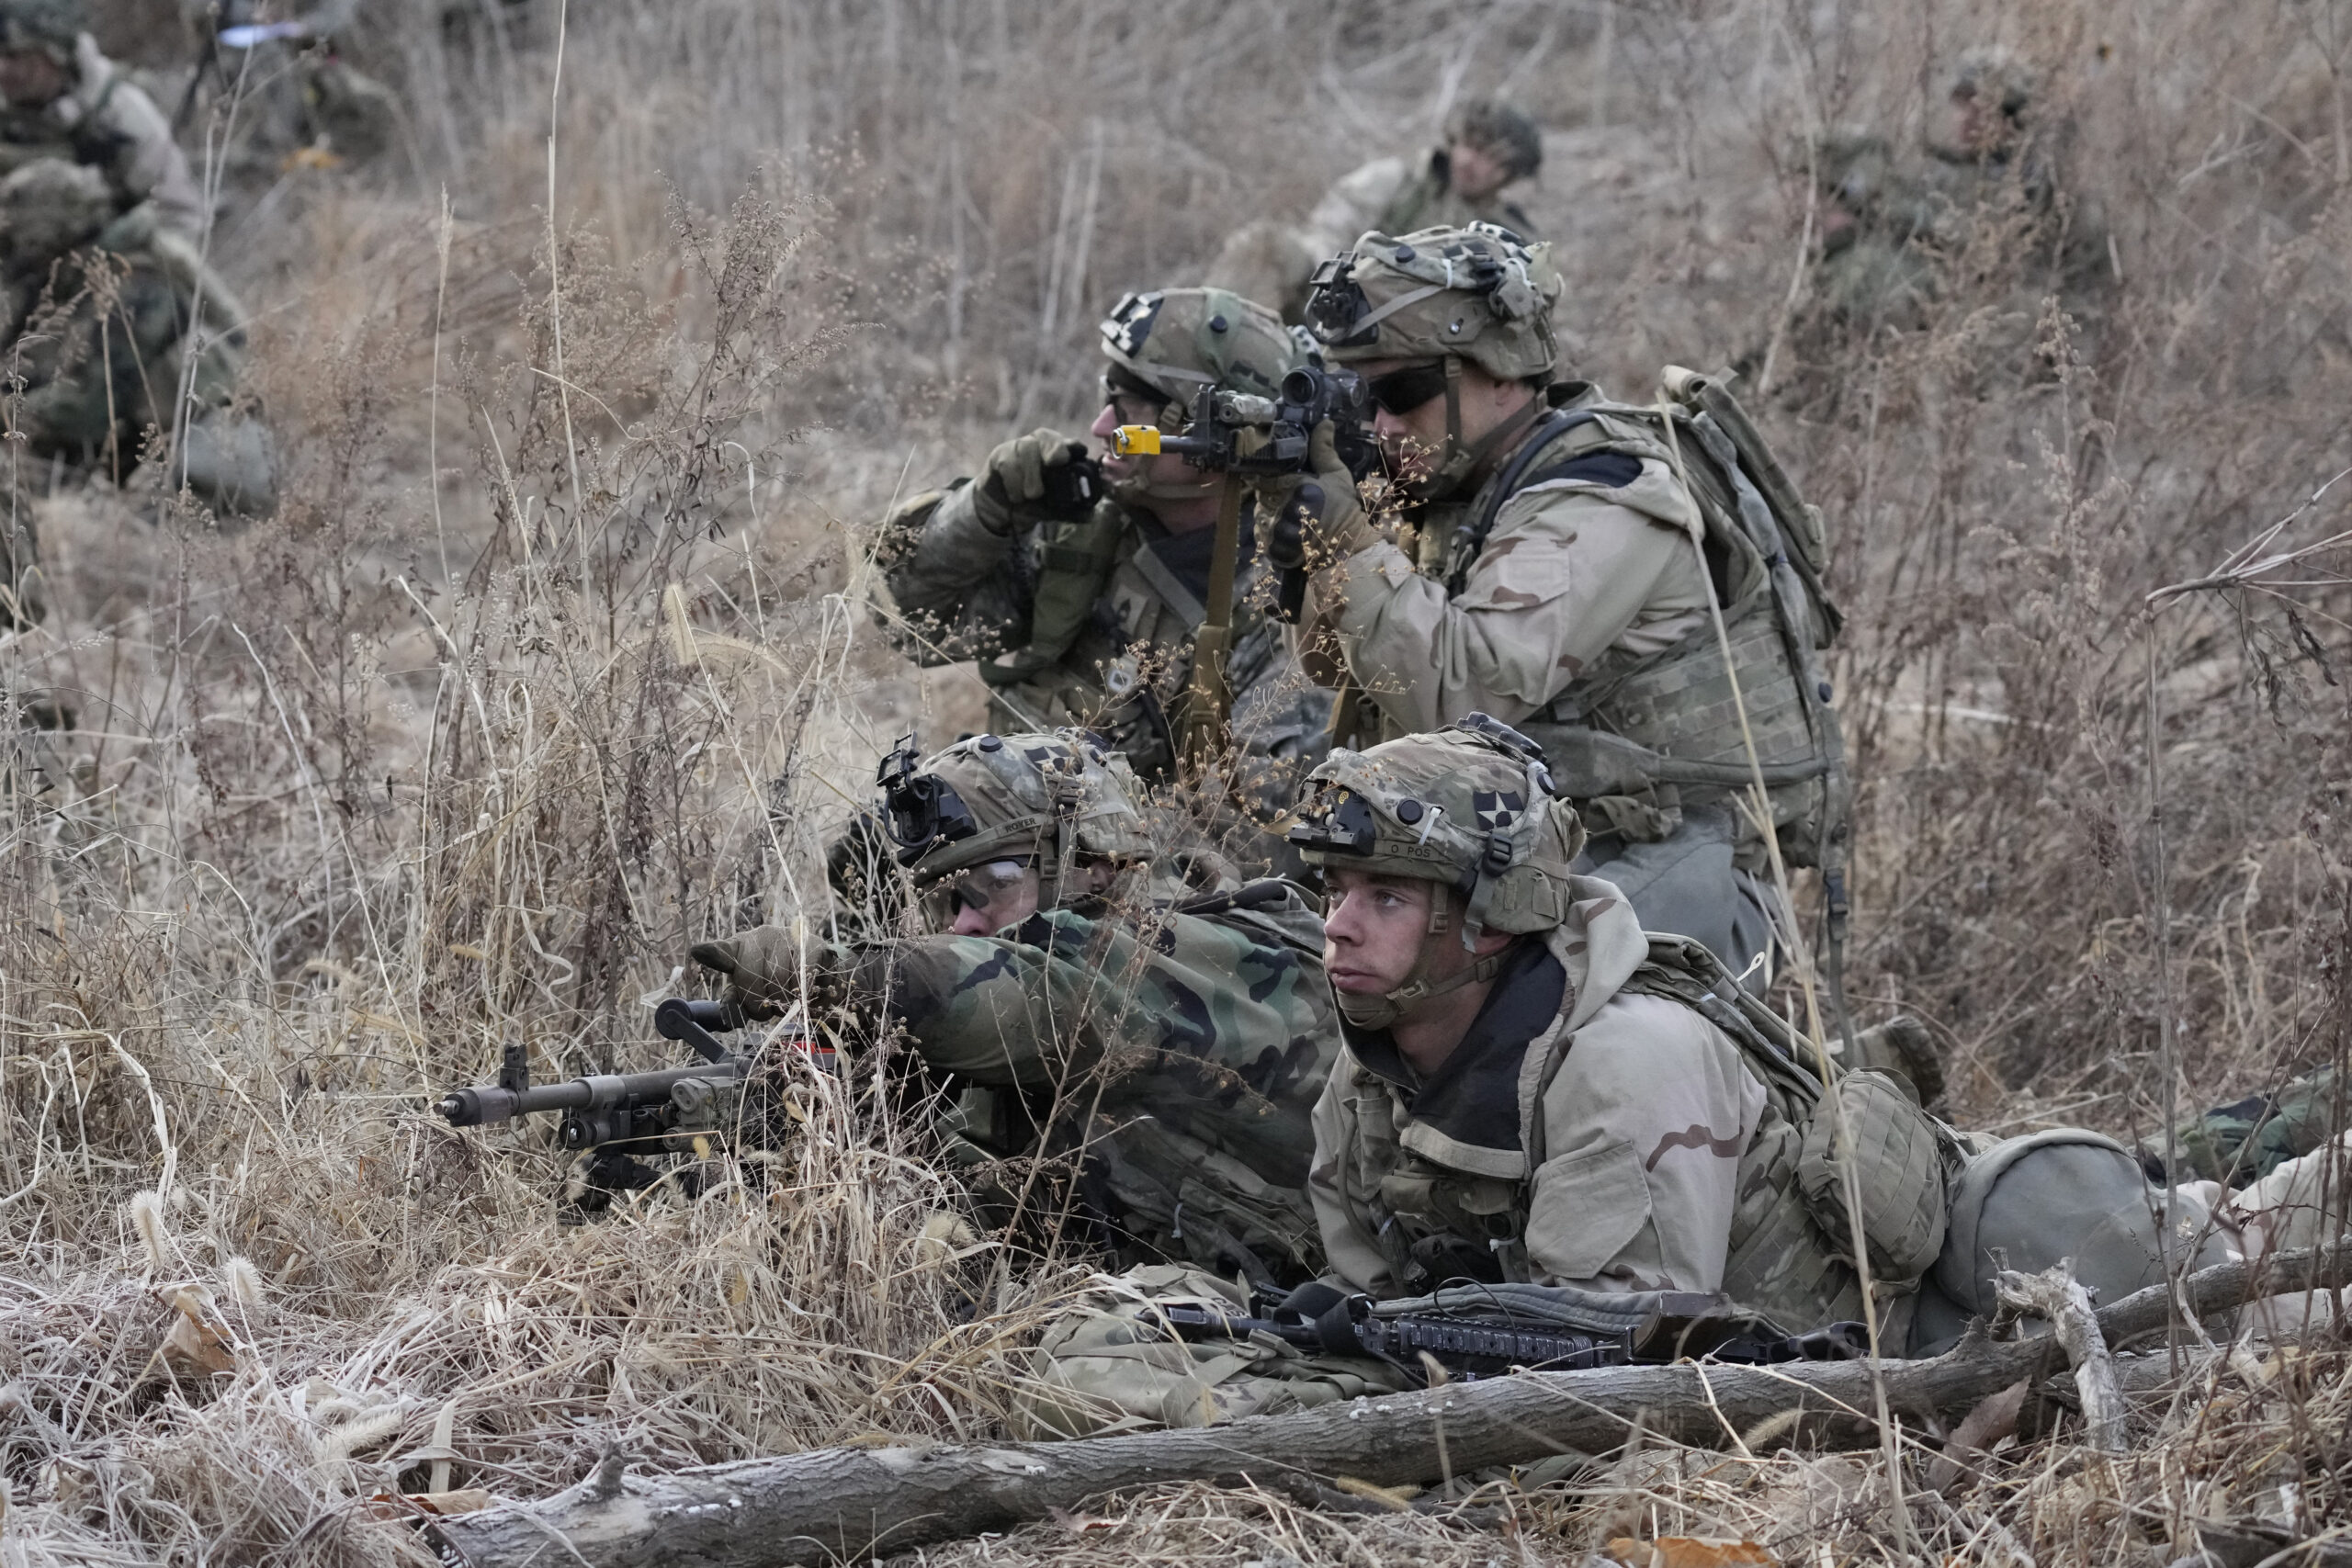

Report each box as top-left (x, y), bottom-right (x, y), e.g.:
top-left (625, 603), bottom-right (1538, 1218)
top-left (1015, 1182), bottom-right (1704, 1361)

top-left (1019, 721), bottom-right (1944, 1438)
top-left (876, 289), bottom-right (1332, 853)
top-left (1310, 879), bottom-right (1764, 1299)
top-left (1302, 225), bottom-right (1804, 974)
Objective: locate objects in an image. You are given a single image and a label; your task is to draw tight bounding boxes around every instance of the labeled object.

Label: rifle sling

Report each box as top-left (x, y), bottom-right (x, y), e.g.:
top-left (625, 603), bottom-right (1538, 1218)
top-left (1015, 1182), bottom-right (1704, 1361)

top-left (1180, 475), bottom-right (1246, 759)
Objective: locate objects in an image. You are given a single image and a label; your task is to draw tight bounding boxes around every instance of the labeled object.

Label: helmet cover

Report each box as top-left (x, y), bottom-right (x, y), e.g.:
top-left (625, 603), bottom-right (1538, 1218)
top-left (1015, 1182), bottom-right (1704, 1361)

top-left (1446, 98), bottom-right (1544, 182)
top-left (1289, 713), bottom-right (1586, 943)
top-left (1303, 221), bottom-right (1562, 383)
top-left (1098, 286), bottom-right (1307, 417)
top-left (875, 728), bottom-right (1153, 899)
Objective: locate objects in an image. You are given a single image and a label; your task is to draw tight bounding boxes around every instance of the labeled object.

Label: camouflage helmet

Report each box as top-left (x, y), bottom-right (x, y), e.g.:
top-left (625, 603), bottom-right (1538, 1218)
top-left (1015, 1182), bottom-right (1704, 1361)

top-left (1098, 287), bottom-right (1306, 420)
top-left (0, 158), bottom-right (109, 265)
top-left (873, 728), bottom-right (1154, 905)
top-left (1304, 222), bottom-right (1561, 383)
top-left (1290, 714), bottom-right (1584, 942)
top-left (0, 0), bottom-right (84, 59)
top-left (1948, 46), bottom-right (2038, 122)
top-left (1446, 98), bottom-right (1544, 183)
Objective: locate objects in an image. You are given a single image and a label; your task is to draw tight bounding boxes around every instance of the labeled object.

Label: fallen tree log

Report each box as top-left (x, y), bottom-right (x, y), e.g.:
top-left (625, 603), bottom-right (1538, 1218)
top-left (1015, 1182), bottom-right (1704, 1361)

top-left (427, 1242), bottom-right (2352, 1568)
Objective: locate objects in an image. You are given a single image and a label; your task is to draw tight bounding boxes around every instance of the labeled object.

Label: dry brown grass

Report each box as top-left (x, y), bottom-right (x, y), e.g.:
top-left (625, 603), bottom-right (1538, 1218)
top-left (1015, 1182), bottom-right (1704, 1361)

top-left (5, 1), bottom-right (2352, 1564)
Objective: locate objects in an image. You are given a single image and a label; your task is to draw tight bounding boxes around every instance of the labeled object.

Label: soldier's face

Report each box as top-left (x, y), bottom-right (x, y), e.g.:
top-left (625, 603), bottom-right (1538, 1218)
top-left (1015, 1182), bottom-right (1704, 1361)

top-left (0, 48), bottom-right (69, 107)
top-left (939, 860), bottom-right (1042, 936)
top-left (1360, 356), bottom-right (1535, 483)
top-left (1089, 394), bottom-right (1215, 512)
top-left (1323, 869), bottom-right (1447, 996)
top-left (1448, 140), bottom-right (1511, 202)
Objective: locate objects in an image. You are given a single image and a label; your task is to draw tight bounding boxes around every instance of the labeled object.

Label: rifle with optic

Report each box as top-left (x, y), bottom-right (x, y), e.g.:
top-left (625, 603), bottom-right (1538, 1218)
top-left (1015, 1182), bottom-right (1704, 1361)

top-left (1109, 367), bottom-right (1381, 759)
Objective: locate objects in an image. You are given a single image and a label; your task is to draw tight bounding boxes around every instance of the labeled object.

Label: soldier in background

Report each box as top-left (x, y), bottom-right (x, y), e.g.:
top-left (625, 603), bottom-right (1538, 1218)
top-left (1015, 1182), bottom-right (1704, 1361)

top-left (1802, 48), bottom-right (2112, 346)
top-left (1205, 98), bottom-right (1544, 321)
top-left (1, 0), bottom-right (203, 237)
top-left (175, 0), bottom-right (401, 181)
top-left (1, 155), bottom-right (275, 516)
top-left (873, 287), bottom-right (1333, 873)
top-left (2, 0), bottom-right (274, 519)
top-left (692, 729), bottom-right (1340, 1290)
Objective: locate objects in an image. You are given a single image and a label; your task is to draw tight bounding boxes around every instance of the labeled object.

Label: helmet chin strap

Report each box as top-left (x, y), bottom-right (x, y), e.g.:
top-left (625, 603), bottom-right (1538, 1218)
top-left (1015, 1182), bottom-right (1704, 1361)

top-left (1403, 358), bottom-right (1544, 503)
top-left (1039, 762), bottom-right (1088, 909)
top-left (1332, 919), bottom-right (1513, 1032)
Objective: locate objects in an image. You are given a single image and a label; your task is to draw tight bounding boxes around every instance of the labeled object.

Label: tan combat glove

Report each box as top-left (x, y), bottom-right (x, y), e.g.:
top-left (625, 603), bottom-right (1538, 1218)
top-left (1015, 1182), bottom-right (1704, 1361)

top-left (973, 428), bottom-right (1091, 536)
top-left (688, 926), bottom-right (854, 1019)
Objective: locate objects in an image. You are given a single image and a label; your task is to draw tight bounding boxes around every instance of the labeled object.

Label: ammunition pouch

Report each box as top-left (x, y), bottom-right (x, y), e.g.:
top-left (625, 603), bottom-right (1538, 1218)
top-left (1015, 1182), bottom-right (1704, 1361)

top-left (1523, 603), bottom-right (1838, 864)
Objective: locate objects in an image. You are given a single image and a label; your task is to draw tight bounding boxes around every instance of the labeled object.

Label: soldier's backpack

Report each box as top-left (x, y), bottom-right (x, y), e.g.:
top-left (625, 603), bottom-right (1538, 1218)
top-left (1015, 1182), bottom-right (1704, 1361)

top-left (1611, 935), bottom-right (1954, 1337)
top-left (1908, 1128), bottom-right (2237, 1356)
top-left (1458, 368), bottom-right (1850, 882)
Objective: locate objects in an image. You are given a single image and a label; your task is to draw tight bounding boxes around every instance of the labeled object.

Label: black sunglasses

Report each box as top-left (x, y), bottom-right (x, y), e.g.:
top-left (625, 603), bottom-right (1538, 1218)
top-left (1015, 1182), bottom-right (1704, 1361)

top-left (1366, 362), bottom-right (1450, 417)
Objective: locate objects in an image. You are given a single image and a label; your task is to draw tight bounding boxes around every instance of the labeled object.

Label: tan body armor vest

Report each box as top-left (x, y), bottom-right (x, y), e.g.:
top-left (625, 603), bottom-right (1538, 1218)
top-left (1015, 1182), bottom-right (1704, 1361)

top-left (1426, 386), bottom-right (1850, 871)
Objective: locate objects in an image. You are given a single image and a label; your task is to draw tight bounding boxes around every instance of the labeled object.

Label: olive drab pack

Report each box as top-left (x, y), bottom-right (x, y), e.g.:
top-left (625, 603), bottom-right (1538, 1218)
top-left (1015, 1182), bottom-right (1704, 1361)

top-left (1453, 369), bottom-right (1852, 887)
top-left (1612, 934), bottom-right (1953, 1334)
top-left (1908, 1128), bottom-right (2236, 1356)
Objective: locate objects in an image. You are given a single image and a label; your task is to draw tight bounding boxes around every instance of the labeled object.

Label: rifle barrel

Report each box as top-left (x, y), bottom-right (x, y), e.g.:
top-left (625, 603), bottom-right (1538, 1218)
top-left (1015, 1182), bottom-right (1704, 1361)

top-left (435, 1061), bottom-right (745, 1128)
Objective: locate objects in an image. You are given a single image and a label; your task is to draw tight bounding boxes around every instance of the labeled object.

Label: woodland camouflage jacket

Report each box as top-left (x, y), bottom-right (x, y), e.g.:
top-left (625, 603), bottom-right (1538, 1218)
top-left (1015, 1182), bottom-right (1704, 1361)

top-left (842, 883), bottom-right (1340, 1281)
top-left (877, 481), bottom-right (1332, 820)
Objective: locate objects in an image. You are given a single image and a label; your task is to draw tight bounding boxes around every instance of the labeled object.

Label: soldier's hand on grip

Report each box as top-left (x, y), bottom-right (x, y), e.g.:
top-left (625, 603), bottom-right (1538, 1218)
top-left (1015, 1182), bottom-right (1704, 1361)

top-left (1302, 419), bottom-right (1377, 560)
top-left (974, 428), bottom-right (1091, 534)
top-left (689, 925), bottom-right (852, 1019)
top-left (1248, 421), bottom-right (1373, 573)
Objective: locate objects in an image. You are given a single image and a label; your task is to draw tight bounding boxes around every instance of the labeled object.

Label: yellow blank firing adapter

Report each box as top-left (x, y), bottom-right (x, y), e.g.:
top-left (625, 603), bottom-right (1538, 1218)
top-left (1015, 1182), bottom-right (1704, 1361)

top-left (1113, 425), bottom-right (1163, 457)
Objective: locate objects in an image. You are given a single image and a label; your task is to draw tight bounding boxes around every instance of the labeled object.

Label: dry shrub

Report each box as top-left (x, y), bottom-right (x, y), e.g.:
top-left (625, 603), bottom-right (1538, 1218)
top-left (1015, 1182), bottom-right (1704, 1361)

top-left (4, 2), bottom-right (2352, 1566)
